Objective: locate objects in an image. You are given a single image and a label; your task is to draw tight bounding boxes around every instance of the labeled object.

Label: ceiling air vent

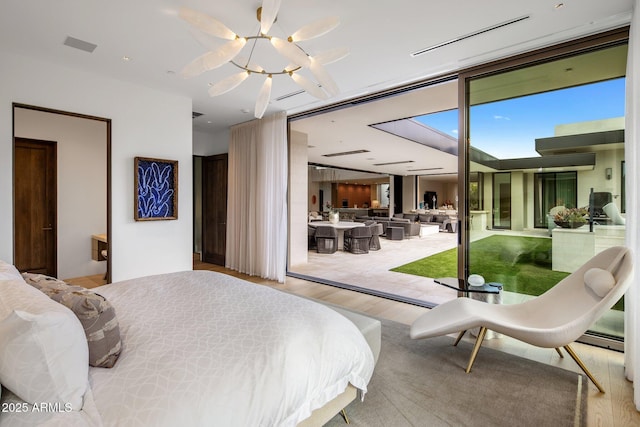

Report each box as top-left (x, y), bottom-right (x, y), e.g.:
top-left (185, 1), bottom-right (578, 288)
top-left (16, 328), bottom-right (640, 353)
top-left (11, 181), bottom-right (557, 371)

top-left (275, 90), bottom-right (305, 101)
top-left (410, 15), bottom-right (530, 57)
top-left (63, 36), bottom-right (97, 53)
top-left (407, 167), bottom-right (444, 172)
top-left (192, 111), bottom-right (204, 119)
top-left (372, 160), bottom-right (415, 166)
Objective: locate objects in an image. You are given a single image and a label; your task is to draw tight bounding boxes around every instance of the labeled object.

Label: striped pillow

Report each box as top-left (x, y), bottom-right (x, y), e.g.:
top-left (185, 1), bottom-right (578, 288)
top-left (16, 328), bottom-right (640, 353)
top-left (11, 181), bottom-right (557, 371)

top-left (21, 273), bottom-right (121, 368)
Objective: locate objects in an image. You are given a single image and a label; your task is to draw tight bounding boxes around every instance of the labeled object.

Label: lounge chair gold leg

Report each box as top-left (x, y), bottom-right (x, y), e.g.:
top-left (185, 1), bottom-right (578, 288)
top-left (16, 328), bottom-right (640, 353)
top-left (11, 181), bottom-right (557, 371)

top-left (454, 330), bottom-right (466, 346)
top-left (340, 409), bottom-right (350, 424)
top-left (563, 344), bottom-right (605, 393)
top-left (555, 347), bottom-right (564, 358)
top-left (466, 327), bottom-right (487, 373)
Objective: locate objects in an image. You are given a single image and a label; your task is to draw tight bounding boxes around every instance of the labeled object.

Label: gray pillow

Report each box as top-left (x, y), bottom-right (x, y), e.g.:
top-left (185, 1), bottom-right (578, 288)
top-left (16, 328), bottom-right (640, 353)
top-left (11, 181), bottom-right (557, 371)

top-left (418, 214), bottom-right (433, 223)
top-left (21, 273), bottom-right (121, 368)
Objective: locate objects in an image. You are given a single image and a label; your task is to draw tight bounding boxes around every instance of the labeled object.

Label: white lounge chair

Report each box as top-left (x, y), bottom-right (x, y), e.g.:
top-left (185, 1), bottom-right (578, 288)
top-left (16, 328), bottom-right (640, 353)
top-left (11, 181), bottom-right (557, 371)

top-left (410, 246), bottom-right (632, 393)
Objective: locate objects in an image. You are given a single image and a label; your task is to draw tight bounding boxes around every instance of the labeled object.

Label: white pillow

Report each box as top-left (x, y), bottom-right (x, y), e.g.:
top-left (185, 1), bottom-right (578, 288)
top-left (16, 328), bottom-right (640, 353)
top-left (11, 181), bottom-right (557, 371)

top-left (584, 267), bottom-right (616, 298)
top-left (0, 259), bottom-right (22, 280)
top-left (0, 277), bottom-right (88, 410)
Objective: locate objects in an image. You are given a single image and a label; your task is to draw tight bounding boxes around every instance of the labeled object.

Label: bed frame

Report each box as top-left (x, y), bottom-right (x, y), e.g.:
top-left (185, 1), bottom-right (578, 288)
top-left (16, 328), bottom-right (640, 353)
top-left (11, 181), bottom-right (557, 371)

top-left (298, 304), bottom-right (382, 426)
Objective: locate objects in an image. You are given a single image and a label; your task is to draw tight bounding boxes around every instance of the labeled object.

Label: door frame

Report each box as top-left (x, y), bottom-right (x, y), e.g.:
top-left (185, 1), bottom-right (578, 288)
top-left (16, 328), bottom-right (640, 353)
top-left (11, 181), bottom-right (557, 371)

top-left (12, 103), bottom-right (112, 282)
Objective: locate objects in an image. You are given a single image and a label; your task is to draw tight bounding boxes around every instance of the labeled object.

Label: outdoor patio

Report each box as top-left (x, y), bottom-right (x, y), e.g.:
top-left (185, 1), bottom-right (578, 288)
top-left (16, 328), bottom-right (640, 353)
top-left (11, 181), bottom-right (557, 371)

top-left (289, 227), bottom-right (624, 337)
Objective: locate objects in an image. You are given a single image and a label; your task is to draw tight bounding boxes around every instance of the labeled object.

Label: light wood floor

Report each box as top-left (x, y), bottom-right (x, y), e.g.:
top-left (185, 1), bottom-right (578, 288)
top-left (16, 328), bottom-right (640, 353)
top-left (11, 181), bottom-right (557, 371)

top-left (68, 262), bottom-right (640, 426)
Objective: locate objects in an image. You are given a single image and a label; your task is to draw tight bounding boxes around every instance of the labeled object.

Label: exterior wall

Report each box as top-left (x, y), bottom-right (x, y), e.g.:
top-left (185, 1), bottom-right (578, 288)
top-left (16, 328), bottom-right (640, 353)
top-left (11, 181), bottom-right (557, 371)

top-left (402, 176), bottom-right (415, 212)
top-left (578, 149), bottom-right (625, 210)
top-left (510, 171), bottom-right (525, 231)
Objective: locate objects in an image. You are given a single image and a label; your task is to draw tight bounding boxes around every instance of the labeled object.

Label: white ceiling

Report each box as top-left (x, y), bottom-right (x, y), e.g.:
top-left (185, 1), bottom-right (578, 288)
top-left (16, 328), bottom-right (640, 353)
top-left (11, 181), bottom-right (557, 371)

top-left (0, 0), bottom-right (632, 175)
top-left (292, 80), bottom-right (460, 176)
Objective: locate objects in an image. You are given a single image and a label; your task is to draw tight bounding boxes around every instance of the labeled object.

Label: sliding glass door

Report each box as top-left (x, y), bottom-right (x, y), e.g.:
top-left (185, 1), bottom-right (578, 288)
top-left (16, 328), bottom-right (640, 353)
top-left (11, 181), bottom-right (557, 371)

top-left (462, 31), bottom-right (628, 344)
top-left (533, 172), bottom-right (577, 229)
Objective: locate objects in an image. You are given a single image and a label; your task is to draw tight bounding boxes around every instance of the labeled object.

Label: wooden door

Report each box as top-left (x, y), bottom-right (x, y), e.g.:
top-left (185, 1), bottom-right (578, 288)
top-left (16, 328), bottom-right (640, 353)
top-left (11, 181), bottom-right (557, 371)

top-left (14, 138), bottom-right (57, 276)
top-left (202, 154), bottom-right (228, 266)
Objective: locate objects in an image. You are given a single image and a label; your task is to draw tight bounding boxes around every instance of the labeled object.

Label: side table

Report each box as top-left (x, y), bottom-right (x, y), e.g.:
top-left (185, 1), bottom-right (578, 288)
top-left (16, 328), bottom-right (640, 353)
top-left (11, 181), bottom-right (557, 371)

top-left (434, 277), bottom-right (503, 339)
top-left (469, 283), bottom-right (502, 339)
top-left (386, 226), bottom-right (404, 240)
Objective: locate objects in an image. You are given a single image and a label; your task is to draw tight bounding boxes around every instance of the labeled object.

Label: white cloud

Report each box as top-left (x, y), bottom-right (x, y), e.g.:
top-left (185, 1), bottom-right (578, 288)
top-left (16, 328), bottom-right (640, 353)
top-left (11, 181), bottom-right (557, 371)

top-left (452, 129), bottom-right (458, 134)
top-left (493, 115), bottom-right (511, 120)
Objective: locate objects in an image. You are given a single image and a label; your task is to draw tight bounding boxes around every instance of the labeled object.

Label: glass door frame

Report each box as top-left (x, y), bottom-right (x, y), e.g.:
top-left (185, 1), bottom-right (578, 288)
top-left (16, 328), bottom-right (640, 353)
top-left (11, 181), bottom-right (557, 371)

top-left (456, 27), bottom-right (629, 348)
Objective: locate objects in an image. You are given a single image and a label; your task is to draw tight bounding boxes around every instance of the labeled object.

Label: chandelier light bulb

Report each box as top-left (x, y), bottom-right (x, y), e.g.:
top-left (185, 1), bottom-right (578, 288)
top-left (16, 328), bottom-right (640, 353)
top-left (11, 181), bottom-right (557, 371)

top-left (181, 38), bottom-right (247, 77)
top-left (259, 0), bottom-right (282, 34)
top-left (270, 37), bottom-right (311, 68)
top-left (309, 58), bottom-right (338, 96)
top-left (288, 16), bottom-right (340, 42)
top-left (290, 73), bottom-right (328, 99)
top-left (208, 71), bottom-right (250, 96)
top-left (179, 7), bottom-right (237, 40)
top-left (255, 75), bottom-right (273, 119)
top-left (312, 47), bottom-right (350, 65)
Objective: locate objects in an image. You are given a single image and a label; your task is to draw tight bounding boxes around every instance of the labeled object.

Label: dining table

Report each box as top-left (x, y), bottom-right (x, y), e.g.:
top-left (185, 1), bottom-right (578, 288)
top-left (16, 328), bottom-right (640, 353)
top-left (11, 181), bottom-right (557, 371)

top-left (308, 221), bottom-right (365, 251)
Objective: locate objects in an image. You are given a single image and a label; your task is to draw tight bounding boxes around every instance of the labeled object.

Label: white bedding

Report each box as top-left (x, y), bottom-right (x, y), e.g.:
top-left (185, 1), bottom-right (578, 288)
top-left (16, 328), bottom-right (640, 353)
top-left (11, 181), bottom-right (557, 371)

top-left (1, 270), bottom-right (374, 426)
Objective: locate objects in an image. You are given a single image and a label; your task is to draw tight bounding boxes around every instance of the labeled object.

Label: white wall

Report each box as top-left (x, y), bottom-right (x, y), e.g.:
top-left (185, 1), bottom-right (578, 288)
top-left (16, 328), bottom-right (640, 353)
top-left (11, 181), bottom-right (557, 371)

top-left (0, 51), bottom-right (193, 282)
top-left (308, 176), bottom-right (320, 212)
top-left (288, 131), bottom-right (308, 268)
top-left (14, 108), bottom-right (107, 279)
top-left (402, 176), bottom-right (416, 212)
top-left (193, 128), bottom-right (229, 156)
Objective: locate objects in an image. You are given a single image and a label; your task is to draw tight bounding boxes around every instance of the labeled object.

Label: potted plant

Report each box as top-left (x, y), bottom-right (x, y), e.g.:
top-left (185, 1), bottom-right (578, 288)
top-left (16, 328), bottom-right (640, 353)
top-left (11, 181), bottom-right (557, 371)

top-left (553, 207), bottom-right (588, 228)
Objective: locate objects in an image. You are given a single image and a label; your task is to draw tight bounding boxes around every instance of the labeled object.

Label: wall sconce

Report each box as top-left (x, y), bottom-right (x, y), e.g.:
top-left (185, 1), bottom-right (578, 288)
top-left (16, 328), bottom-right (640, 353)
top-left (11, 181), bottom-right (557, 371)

top-left (605, 167), bottom-right (612, 180)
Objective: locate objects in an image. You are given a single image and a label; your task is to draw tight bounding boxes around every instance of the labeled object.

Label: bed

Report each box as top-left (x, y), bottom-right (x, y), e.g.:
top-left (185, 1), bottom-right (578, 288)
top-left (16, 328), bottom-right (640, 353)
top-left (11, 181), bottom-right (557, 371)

top-left (0, 261), bottom-right (376, 427)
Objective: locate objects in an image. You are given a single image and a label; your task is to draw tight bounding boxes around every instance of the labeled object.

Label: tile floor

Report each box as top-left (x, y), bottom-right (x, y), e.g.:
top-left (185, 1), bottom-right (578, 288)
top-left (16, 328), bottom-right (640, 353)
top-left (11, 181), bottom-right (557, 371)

top-left (290, 228), bottom-right (624, 337)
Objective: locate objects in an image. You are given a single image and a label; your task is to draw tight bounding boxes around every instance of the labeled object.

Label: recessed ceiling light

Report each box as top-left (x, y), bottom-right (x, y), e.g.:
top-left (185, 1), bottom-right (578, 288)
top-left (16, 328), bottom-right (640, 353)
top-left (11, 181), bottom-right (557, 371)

top-left (241, 108), bottom-right (251, 114)
top-left (207, 121), bottom-right (212, 124)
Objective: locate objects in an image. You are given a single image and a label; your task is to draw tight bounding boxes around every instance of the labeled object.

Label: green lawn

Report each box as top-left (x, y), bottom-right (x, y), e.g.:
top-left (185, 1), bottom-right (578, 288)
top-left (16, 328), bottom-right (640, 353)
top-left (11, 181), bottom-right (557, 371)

top-left (391, 234), bottom-right (624, 310)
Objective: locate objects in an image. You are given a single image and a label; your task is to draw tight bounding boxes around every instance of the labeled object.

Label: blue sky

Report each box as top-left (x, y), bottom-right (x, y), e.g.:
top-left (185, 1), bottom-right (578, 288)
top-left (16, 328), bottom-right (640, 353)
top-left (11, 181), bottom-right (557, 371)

top-left (414, 78), bottom-right (625, 158)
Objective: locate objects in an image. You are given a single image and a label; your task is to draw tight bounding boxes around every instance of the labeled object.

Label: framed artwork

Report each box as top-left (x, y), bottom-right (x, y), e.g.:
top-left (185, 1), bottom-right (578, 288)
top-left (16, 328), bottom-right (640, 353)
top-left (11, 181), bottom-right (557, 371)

top-left (134, 156), bottom-right (178, 221)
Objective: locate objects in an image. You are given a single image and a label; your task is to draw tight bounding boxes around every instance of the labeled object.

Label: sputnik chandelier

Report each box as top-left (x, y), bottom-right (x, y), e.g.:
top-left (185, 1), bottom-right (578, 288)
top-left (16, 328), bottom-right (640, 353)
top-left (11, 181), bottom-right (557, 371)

top-left (179, 0), bottom-right (348, 119)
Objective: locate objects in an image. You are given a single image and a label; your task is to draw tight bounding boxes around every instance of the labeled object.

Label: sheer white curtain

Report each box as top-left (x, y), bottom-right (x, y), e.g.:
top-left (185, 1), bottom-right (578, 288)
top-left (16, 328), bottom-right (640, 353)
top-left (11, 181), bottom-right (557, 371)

top-left (226, 112), bottom-right (288, 282)
top-left (625, 0), bottom-right (639, 409)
